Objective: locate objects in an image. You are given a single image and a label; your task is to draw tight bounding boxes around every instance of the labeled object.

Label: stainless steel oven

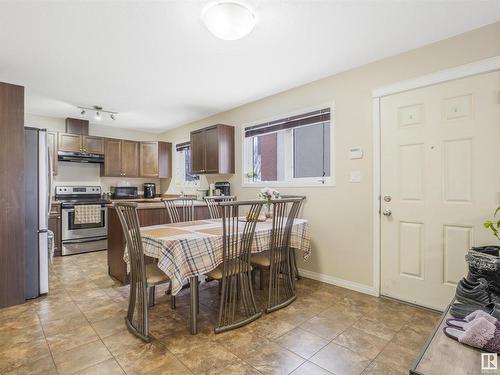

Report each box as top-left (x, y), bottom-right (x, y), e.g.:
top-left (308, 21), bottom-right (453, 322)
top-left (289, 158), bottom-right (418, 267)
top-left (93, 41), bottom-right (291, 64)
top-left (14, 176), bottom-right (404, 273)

top-left (56, 186), bottom-right (109, 256)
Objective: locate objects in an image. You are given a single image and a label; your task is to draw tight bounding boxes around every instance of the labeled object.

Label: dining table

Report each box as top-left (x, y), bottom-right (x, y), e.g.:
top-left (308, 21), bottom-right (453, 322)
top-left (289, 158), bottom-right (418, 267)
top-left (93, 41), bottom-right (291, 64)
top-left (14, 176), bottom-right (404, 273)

top-left (124, 217), bottom-right (311, 334)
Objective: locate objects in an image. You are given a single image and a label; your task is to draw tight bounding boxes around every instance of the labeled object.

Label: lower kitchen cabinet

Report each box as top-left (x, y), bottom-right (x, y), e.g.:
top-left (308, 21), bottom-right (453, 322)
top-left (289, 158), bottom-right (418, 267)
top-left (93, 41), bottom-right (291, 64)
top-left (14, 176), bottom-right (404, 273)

top-left (49, 203), bottom-right (61, 257)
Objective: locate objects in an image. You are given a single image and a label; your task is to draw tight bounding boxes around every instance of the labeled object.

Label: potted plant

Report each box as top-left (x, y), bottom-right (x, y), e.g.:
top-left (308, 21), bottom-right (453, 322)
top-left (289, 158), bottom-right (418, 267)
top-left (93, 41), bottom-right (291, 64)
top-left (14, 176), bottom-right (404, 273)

top-left (484, 207), bottom-right (500, 241)
top-left (258, 187), bottom-right (281, 218)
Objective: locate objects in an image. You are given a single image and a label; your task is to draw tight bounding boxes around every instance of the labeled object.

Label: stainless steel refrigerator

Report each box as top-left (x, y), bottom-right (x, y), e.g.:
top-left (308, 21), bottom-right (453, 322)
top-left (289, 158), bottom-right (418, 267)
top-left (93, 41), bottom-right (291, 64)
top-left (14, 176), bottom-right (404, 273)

top-left (24, 127), bottom-right (51, 299)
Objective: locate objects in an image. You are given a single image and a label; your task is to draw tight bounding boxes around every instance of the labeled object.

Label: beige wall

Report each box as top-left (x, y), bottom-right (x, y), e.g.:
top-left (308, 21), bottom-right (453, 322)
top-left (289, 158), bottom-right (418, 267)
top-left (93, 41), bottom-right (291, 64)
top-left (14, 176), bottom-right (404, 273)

top-left (25, 114), bottom-right (161, 194)
top-left (159, 22), bottom-right (500, 290)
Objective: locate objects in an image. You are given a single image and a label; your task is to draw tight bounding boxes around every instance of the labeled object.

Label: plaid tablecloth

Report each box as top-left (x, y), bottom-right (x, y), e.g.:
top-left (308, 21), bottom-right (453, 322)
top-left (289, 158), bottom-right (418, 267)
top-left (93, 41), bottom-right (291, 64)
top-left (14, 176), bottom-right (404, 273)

top-left (124, 218), bottom-right (311, 295)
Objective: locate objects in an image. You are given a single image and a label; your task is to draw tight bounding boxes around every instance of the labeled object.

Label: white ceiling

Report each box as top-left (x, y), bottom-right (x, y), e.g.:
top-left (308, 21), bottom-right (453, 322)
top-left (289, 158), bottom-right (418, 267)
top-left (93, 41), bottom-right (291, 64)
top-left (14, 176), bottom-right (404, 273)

top-left (0, 1), bottom-right (499, 133)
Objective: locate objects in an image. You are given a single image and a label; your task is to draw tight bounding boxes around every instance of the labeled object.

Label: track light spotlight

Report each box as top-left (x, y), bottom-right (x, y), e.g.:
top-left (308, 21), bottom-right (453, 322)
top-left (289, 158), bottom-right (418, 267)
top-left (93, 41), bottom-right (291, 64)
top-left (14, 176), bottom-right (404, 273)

top-left (95, 111), bottom-right (101, 121)
top-left (80, 109), bottom-right (86, 116)
top-left (110, 113), bottom-right (116, 120)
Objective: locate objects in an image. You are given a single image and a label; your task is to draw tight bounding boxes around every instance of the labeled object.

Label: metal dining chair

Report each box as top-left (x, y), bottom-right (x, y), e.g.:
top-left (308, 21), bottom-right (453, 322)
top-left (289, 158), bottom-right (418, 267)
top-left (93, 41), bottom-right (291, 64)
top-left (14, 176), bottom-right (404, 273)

top-left (204, 196), bottom-right (237, 219)
top-left (114, 202), bottom-right (175, 342)
top-left (278, 195), bottom-right (306, 280)
top-left (251, 198), bottom-right (303, 313)
top-left (204, 200), bottom-right (264, 333)
top-left (162, 197), bottom-right (195, 223)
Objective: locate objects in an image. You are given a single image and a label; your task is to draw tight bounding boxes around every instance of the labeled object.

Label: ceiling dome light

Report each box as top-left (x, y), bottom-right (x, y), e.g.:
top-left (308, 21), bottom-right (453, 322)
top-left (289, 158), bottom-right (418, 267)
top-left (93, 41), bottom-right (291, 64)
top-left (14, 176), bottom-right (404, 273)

top-left (201, 1), bottom-right (256, 41)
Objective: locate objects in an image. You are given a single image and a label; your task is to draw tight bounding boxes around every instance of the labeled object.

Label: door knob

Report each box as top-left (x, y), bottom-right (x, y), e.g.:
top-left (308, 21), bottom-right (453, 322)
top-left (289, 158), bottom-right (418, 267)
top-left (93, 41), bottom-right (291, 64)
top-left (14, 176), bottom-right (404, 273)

top-left (382, 209), bottom-right (392, 217)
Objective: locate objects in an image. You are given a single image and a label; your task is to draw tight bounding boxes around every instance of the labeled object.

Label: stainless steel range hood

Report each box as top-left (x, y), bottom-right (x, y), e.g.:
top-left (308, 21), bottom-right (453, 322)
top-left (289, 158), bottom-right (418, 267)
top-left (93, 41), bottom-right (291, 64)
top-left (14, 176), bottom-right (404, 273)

top-left (57, 150), bottom-right (104, 163)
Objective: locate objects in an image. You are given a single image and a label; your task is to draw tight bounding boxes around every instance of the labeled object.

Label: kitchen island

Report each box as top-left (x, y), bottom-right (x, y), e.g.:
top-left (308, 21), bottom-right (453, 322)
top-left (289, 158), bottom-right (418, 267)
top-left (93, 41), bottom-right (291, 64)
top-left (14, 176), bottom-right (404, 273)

top-left (107, 199), bottom-right (209, 284)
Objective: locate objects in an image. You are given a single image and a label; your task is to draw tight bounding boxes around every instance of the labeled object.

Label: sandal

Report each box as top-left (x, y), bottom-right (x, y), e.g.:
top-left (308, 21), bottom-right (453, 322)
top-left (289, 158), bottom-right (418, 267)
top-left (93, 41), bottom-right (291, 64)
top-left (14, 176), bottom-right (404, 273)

top-left (443, 317), bottom-right (500, 353)
top-left (446, 309), bottom-right (498, 329)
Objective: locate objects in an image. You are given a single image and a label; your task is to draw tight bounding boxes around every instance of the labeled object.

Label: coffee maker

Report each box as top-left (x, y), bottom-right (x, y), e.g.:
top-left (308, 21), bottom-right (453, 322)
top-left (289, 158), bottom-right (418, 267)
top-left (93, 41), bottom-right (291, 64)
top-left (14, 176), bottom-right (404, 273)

top-left (143, 183), bottom-right (156, 199)
top-left (215, 181), bottom-right (231, 196)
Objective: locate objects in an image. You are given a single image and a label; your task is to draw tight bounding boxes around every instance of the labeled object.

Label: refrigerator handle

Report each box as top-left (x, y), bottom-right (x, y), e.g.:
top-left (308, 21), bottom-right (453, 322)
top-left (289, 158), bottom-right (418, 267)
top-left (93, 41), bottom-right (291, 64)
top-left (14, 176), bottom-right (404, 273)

top-left (48, 149), bottom-right (53, 215)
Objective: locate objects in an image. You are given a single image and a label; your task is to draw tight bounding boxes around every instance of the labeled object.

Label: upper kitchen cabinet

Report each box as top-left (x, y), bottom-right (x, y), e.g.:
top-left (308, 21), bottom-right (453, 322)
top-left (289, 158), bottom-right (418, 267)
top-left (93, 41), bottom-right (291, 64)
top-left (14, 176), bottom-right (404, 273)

top-left (139, 141), bottom-right (172, 178)
top-left (58, 133), bottom-right (104, 154)
top-left (190, 124), bottom-right (234, 174)
top-left (58, 133), bottom-right (82, 152)
top-left (101, 138), bottom-right (139, 177)
top-left (82, 136), bottom-right (104, 154)
top-left (47, 131), bottom-right (58, 176)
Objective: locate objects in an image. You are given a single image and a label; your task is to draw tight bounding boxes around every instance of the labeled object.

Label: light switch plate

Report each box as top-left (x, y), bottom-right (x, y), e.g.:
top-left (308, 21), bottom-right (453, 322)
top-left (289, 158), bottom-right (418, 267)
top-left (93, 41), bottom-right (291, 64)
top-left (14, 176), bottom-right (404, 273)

top-left (349, 147), bottom-right (363, 159)
top-left (350, 171), bottom-right (361, 183)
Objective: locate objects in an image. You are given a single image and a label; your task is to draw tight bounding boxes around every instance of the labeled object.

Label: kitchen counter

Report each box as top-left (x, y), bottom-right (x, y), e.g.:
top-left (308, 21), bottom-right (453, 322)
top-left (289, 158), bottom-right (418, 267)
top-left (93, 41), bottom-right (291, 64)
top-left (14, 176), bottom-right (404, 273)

top-left (107, 198), bottom-right (207, 209)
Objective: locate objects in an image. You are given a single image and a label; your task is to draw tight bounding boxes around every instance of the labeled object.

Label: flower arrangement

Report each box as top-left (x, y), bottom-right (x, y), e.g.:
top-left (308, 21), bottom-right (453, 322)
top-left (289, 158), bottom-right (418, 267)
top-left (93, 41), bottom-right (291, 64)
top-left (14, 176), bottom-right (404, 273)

top-left (258, 188), bottom-right (281, 217)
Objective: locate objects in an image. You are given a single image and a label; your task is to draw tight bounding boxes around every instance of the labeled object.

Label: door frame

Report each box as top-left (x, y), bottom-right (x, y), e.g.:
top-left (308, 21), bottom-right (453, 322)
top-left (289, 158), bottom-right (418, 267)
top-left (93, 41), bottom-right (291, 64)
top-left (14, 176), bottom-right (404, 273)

top-left (372, 55), bottom-right (500, 298)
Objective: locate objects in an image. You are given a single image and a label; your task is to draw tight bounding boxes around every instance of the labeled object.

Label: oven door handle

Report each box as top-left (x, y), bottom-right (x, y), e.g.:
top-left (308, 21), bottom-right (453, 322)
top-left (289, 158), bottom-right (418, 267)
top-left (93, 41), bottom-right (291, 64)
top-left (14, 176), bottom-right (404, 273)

top-left (62, 208), bottom-right (106, 213)
top-left (62, 236), bottom-right (108, 244)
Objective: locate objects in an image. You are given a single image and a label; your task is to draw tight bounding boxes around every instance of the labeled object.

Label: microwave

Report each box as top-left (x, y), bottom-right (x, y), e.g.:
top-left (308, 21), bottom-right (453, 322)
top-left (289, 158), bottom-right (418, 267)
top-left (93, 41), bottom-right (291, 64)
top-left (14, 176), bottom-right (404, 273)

top-left (112, 186), bottom-right (138, 199)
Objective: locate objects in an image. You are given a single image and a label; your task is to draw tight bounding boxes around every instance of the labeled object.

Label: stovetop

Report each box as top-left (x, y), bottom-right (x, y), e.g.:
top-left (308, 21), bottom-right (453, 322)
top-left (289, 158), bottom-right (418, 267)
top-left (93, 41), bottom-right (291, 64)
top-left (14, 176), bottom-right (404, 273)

top-left (55, 186), bottom-right (109, 207)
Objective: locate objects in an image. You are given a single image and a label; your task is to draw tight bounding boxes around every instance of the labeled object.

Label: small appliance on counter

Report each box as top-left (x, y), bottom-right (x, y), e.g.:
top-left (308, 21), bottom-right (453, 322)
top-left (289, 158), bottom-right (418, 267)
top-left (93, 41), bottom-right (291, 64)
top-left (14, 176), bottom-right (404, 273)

top-left (112, 186), bottom-right (139, 199)
top-left (143, 183), bottom-right (156, 199)
top-left (215, 181), bottom-right (231, 196)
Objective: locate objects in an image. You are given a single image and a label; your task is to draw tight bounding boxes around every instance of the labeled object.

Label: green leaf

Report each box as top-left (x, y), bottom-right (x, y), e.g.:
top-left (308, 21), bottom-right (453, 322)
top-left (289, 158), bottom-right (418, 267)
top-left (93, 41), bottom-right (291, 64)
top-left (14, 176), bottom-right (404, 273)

top-left (495, 206), bottom-right (500, 216)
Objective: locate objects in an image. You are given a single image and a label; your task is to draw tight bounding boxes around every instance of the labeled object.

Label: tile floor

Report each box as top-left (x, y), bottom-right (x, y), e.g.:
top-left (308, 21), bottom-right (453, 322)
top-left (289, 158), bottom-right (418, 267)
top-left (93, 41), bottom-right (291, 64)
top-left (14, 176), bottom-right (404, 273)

top-left (0, 251), bottom-right (440, 375)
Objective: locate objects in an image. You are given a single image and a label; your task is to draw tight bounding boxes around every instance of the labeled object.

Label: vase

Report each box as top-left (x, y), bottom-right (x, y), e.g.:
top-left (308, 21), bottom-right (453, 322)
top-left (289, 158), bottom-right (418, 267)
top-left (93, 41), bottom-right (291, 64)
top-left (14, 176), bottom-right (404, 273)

top-left (265, 203), bottom-right (272, 218)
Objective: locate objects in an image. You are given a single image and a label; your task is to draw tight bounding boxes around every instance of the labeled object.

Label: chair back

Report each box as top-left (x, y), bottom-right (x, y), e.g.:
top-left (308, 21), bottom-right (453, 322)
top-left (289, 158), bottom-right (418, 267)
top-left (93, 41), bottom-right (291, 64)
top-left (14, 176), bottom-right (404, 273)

top-left (114, 202), bottom-right (150, 340)
top-left (215, 200), bottom-right (264, 333)
top-left (205, 196), bottom-right (236, 219)
top-left (163, 198), bottom-right (195, 223)
top-left (266, 197), bottom-right (304, 312)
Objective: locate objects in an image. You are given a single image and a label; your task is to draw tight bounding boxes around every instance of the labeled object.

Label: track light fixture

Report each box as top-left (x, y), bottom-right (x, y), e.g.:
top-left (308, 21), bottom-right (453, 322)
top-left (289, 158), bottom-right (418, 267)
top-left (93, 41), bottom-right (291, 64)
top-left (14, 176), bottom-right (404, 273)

top-left (77, 105), bottom-right (117, 121)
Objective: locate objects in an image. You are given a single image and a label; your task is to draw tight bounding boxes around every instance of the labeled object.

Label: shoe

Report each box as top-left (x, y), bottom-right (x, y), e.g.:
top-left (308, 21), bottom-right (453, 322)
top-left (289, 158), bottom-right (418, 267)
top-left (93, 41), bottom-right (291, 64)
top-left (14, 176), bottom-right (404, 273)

top-left (450, 302), bottom-right (500, 320)
top-left (455, 278), bottom-right (491, 306)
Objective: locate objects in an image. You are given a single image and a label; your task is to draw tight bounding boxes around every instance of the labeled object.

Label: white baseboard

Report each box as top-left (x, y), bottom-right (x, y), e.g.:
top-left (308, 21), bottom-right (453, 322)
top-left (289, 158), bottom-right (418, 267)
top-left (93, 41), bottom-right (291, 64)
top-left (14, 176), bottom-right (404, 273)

top-left (298, 268), bottom-right (379, 297)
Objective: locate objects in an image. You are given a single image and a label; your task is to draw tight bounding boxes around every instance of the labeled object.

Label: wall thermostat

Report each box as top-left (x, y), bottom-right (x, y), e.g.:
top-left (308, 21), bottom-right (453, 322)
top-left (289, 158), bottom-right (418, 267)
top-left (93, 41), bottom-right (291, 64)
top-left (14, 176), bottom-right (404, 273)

top-left (349, 147), bottom-right (363, 159)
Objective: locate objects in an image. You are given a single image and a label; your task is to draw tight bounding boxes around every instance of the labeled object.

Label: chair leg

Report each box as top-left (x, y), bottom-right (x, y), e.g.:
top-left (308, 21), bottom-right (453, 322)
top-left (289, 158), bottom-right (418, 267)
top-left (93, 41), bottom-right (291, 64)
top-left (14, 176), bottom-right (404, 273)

top-left (148, 285), bottom-right (155, 307)
top-left (218, 280), bottom-right (222, 295)
top-left (291, 248), bottom-right (300, 280)
top-left (170, 295), bottom-right (176, 310)
top-left (259, 268), bottom-right (265, 290)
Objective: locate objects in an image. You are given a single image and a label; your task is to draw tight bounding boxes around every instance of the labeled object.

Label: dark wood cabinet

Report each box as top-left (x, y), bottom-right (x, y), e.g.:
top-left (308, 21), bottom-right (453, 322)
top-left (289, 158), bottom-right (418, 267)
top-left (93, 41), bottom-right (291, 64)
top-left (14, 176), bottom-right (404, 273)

top-left (65, 118), bottom-right (89, 135)
top-left (191, 130), bottom-right (206, 173)
top-left (121, 140), bottom-right (139, 177)
top-left (102, 138), bottom-right (122, 176)
top-left (48, 203), bottom-right (61, 257)
top-left (47, 131), bottom-right (58, 176)
top-left (101, 139), bottom-right (139, 177)
top-left (58, 133), bottom-right (104, 154)
top-left (139, 141), bottom-right (172, 178)
top-left (0, 82), bottom-right (25, 308)
top-left (83, 136), bottom-right (104, 154)
top-left (190, 124), bottom-right (234, 174)
top-left (58, 133), bottom-right (82, 152)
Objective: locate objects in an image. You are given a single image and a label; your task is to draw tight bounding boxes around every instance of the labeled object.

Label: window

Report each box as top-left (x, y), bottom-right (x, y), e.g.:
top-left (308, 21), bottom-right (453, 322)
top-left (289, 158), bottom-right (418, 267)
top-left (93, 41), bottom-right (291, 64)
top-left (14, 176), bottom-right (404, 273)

top-left (175, 142), bottom-right (200, 187)
top-left (243, 107), bottom-right (333, 186)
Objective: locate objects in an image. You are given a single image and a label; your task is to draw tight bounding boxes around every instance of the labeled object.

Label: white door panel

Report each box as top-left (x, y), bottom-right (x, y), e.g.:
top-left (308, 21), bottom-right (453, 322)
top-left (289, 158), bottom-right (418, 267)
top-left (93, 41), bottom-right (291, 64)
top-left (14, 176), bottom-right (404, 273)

top-left (381, 71), bottom-right (500, 310)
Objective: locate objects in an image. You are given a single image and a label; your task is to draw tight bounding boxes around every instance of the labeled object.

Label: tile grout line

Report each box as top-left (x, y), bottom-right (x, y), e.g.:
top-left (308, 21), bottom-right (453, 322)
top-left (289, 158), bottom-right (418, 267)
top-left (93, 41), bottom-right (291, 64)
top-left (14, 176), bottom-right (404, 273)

top-left (60, 270), bottom-right (128, 375)
top-left (36, 309), bottom-right (61, 375)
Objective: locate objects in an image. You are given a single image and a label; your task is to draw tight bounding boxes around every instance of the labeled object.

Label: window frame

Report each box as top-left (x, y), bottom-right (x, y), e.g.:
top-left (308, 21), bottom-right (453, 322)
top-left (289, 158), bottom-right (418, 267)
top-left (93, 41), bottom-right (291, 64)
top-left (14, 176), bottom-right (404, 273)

top-left (241, 102), bottom-right (336, 188)
top-left (174, 144), bottom-right (200, 188)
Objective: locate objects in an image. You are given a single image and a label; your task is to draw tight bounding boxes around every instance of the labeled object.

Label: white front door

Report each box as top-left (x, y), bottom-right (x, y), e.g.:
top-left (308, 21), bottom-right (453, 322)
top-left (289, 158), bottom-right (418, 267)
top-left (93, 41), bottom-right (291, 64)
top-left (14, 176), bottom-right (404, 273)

top-left (380, 71), bottom-right (500, 310)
